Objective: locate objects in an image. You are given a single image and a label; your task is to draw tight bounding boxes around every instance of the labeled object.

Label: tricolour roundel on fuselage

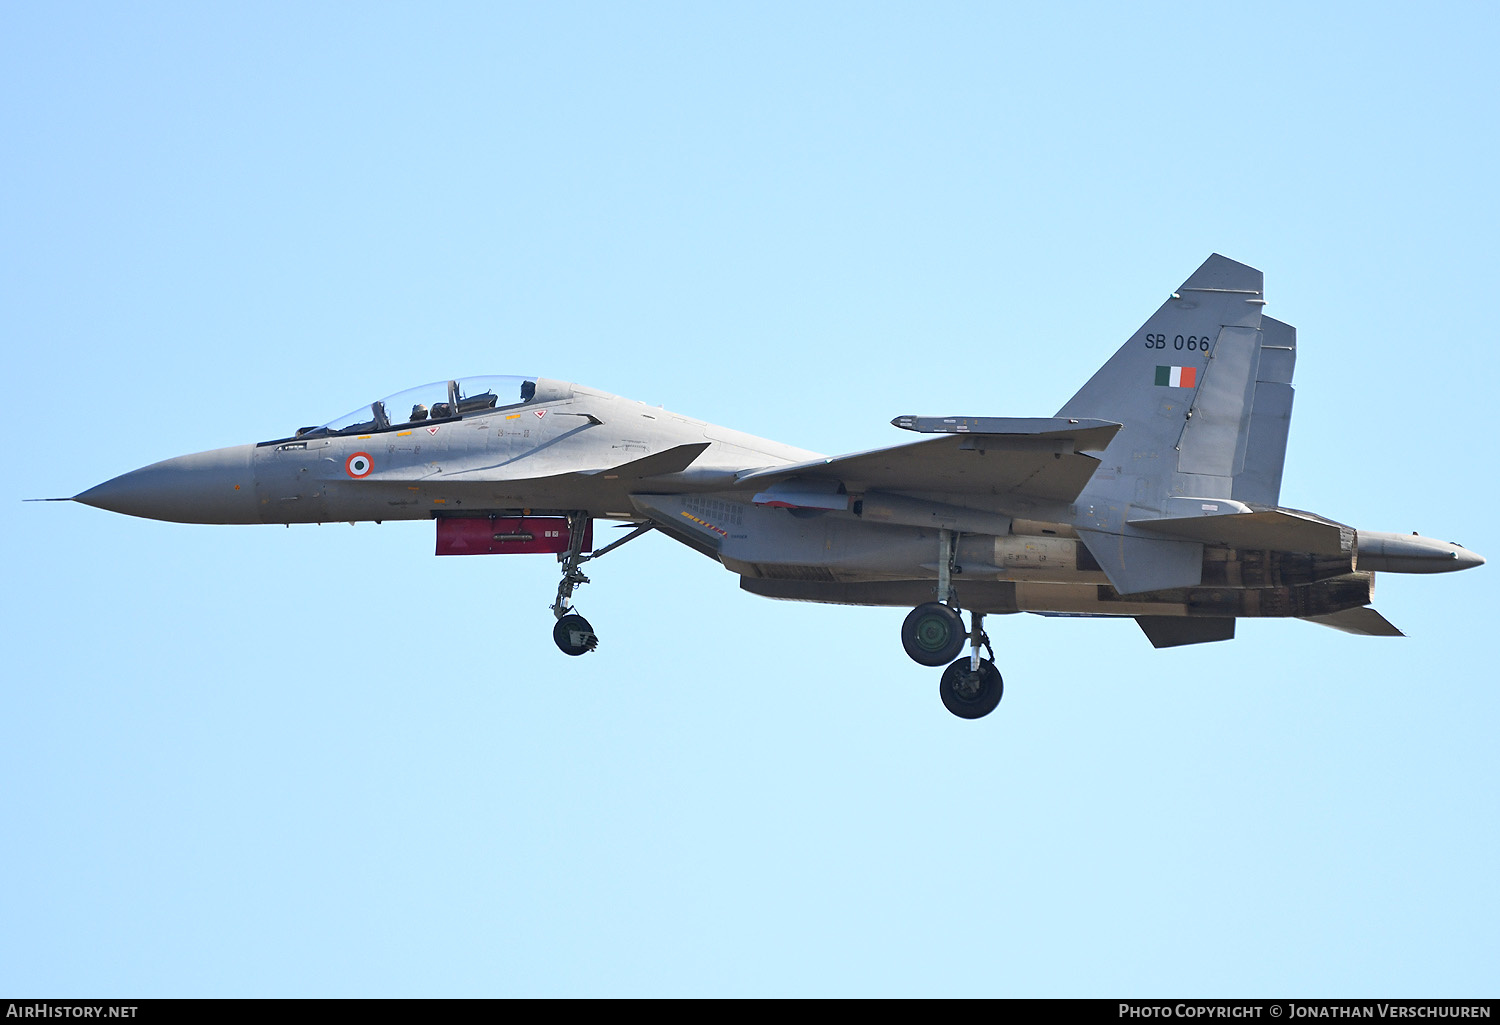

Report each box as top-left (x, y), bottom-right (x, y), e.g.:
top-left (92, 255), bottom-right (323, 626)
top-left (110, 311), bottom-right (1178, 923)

top-left (345, 452), bottom-right (373, 478)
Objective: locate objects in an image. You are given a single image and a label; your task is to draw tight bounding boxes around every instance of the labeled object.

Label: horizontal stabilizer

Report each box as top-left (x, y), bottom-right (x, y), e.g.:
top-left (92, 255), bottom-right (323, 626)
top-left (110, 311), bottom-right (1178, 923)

top-left (1300, 607), bottom-right (1404, 637)
top-left (1129, 508), bottom-right (1353, 556)
top-left (582, 443), bottom-right (710, 480)
top-left (1136, 616), bottom-right (1236, 648)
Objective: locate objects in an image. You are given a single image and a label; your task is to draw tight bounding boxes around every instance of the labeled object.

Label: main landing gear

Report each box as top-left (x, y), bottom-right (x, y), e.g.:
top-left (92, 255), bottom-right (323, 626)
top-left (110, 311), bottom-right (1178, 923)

top-left (902, 530), bottom-right (1005, 719)
top-left (938, 642), bottom-right (1004, 720)
top-left (903, 604), bottom-right (1004, 719)
top-left (550, 514), bottom-right (653, 656)
top-left (901, 602), bottom-right (966, 665)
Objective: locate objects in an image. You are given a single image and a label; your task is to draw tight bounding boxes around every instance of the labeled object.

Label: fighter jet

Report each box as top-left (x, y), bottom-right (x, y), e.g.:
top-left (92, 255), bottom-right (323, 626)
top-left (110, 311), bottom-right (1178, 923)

top-left (66, 255), bottom-right (1483, 718)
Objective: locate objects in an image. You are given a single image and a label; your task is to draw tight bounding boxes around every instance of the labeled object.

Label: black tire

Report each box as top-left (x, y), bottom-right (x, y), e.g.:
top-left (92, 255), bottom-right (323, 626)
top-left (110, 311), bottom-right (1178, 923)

top-left (901, 602), bottom-right (966, 666)
top-left (939, 658), bottom-right (1004, 719)
top-left (553, 614), bottom-right (598, 656)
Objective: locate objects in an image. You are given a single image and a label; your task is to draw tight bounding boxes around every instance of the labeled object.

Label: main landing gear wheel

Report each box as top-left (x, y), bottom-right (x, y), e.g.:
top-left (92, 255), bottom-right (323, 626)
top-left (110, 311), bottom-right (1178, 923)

top-left (939, 658), bottom-right (1004, 719)
top-left (901, 602), bottom-right (967, 666)
top-left (553, 614), bottom-right (598, 656)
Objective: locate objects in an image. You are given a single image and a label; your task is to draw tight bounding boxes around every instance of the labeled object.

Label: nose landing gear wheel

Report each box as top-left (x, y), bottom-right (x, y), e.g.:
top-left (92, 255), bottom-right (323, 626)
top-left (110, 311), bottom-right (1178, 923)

top-left (939, 658), bottom-right (1003, 719)
top-left (553, 613), bottom-right (598, 656)
top-left (902, 602), bottom-right (967, 666)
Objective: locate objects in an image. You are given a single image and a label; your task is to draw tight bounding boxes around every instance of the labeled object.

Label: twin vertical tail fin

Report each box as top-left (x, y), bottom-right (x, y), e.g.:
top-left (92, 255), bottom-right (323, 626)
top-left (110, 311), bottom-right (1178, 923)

top-left (1057, 255), bottom-right (1299, 595)
top-left (1056, 254), bottom-right (1296, 515)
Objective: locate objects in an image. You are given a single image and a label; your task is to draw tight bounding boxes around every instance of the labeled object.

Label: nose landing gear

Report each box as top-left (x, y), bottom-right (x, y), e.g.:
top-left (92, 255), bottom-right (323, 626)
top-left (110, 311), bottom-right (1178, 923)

top-left (548, 514), bottom-right (653, 656)
top-left (552, 613), bottom-right (598, 656)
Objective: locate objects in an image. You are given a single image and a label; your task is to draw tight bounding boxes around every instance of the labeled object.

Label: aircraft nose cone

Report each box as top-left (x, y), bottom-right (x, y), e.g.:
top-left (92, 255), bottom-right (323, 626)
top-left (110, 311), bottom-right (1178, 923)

top-left (1452, 545), bottom-right (1485, 571)
top-left (74, 445), bottom-right (258, 524)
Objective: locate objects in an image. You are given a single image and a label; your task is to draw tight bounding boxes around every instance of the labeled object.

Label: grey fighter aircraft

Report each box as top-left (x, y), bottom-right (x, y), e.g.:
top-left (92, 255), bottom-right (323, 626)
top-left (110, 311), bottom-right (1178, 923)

top-left (66, 255), bottom-right (1483, 718)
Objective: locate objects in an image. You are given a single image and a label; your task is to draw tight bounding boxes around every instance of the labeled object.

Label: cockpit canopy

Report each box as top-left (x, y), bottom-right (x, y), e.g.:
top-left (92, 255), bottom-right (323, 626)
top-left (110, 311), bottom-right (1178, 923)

top-left (295, 376), bottom-right (539, 439)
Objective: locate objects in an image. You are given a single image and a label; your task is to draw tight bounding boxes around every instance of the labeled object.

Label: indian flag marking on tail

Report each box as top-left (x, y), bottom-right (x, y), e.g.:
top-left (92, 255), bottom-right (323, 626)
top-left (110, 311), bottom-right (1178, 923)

top-left (1154, 365), bottom-right (1198, 388)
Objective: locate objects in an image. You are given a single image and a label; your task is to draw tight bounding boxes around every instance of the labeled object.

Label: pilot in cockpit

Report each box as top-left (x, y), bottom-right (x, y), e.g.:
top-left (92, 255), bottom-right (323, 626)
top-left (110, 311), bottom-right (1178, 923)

top-left (409, 403), bottom-right (429, 422)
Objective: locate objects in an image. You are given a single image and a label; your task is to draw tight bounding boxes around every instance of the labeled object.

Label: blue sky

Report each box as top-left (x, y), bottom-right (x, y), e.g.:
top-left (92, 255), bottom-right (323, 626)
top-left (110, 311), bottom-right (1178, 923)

top-left (3, 1), bottom-right (1497, 997)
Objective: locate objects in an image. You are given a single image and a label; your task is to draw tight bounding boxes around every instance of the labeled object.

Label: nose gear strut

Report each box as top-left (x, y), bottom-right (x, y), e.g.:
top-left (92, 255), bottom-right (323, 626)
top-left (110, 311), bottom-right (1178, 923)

top-left (549, 513), bottom-right (654, 656)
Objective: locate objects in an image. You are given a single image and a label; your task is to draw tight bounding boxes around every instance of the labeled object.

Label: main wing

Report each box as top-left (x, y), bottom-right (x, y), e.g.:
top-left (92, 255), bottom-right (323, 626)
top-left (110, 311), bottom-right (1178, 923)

top-left (733, 417), bottom-right (1121, 503)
